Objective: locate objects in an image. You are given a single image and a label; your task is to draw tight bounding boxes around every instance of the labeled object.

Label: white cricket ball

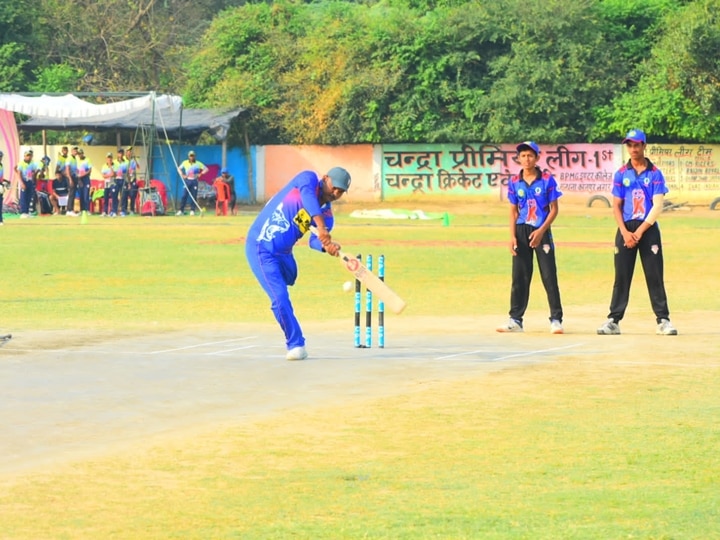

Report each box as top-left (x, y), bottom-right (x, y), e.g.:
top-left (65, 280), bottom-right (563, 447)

top-left (343, 281), bottom-right (353, 293)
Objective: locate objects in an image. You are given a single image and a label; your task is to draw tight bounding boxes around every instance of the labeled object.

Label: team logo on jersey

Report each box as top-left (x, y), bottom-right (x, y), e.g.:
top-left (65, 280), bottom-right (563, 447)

top-left (651, 244), bottom-right (659, 254)
top-left (535, 187), bottom-right (542, 195)
top-left (256, 202), bottom-right (290, 242)
top-left (526, 199), bottom-right (538, 225)
top-left (517, 188), bottom-right (525, 198)
top-left (623, 177), bottom-right (631, 187)
top-left (643, 177), bottom-right (651, 185)
top-left (631, 189), bottom-right (646, 219)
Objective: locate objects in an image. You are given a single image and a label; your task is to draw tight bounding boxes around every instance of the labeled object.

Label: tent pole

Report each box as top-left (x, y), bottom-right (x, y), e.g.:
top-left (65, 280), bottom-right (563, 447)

top-left (148, 92), bottom-right (156, 184)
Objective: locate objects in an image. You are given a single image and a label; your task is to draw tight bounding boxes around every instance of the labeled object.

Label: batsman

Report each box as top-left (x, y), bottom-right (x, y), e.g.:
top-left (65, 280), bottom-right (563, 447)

top-left (245, 166), bottom-right (351, 361)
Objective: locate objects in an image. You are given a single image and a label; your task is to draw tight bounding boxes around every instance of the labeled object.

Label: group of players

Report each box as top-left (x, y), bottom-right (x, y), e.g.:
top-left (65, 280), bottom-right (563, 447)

top-left (10, 145), bottom-right (140, 218)
top-left (245, 129), bottom-right (678, 363)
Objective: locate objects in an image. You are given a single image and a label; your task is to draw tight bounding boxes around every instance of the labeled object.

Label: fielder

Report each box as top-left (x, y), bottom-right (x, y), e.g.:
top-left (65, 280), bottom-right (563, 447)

top-left (245, 167), bottom-right (351, 360)
top-left (597, 129), bottom-right (677, 336)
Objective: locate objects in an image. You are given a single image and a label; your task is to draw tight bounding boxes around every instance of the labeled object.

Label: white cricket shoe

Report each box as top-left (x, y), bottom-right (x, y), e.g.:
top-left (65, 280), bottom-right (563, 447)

top-left (496, 318), bottom-right (523, 333)
top-left (597, 319), bottom-right (620, 335)
top-left (286, 346), bottom-right (308, 361)
top-left (656, 319), bottom-right (678, 335)
top-left (550, 320), bottom-right (564, 334)
top-left (175, 210), bottom-right (183, 216)
top-left (190, 210), bottom-right (195, 216)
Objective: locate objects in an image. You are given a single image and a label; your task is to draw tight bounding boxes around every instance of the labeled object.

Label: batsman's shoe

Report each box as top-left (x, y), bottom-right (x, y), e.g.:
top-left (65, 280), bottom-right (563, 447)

top-left (597, 319), bottom-right (620, 335)
top-left (550, 320), bottom-right (564, 334)
top-left (286, 346), bottom-right (308, 361)
top-left (656, 319), bottom-right (678, 336)
top-left (496, 318), bottom-right (523, 333)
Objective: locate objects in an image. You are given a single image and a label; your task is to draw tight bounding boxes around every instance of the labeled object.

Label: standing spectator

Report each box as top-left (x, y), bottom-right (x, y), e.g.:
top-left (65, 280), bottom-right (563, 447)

top-left (176, 150), bottom-right (208, 216)
top-left (496, 141), bottom-right (564, 334)
top-left (35, 156), bottom-right (53, 215)
top-left (113, 149), bottom-right (129, 217)
top-left (15, 150), bottom-right (40, 219)
top-left (220, 167), bottom-right (237, 215)
top-left (49, 170), bottom-right (69, 215)
top-left (597, 129), bottom-right (678, 336)
top-left (122, 146), bottom-right (140, 215)
top-left (0, 150), bottom-right (8, 225)
top-left (65, 146), bottom-right (79, 216)
top-left (74, 148), bottom-right (92, 215)
top-left (245, 166), bottom-right (351, 361)
top-left (100, 153), bottom-right (119, 217)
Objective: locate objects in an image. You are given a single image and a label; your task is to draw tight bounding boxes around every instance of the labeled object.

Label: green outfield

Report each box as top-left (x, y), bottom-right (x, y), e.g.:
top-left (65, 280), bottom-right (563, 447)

top-left (0, 202), bottom-right (718, 539)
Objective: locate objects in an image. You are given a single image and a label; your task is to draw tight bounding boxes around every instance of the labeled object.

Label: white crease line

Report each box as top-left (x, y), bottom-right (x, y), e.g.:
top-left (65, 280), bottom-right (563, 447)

top-left (436, 342), bottom-right (585, 361)
top-left (149, 337), bottom-right (257, 354)
top-left (205, 345), bottom-right (259, 355)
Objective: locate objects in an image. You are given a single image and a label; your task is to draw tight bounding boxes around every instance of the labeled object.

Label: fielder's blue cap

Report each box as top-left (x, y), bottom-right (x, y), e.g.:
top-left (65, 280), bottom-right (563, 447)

top-left (622, 129), bottom-right (647, 144)
top-left (221, 167), bottom-right (228, 174)
top-left (516, 141), bottom-right (540, 156)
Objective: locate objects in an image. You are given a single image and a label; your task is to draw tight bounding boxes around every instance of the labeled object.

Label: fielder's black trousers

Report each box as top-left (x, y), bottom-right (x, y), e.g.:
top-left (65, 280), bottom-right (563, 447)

top-left (509, 223), bottom-right (563, 324)
top-left (607, 220), bottom-right (670, 323)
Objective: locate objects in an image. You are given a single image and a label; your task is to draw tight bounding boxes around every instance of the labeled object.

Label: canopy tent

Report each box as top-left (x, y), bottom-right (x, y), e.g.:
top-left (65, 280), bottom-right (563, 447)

top-left (0, 92), bottom-right (252, 209)
top-left (0, 92), bottom-right (245, 142)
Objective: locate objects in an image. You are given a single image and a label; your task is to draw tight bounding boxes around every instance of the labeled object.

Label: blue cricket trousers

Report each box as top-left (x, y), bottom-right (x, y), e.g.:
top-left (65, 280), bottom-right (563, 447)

top-left (245, 241), bottom-right (305, 350)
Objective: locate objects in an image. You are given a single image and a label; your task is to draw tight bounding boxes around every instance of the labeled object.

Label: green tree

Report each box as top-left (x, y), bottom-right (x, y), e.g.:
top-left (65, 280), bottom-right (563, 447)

top-left (0, 0), bottom-right (41, 90)
top-left (593, 0), bottom-right (720, 141)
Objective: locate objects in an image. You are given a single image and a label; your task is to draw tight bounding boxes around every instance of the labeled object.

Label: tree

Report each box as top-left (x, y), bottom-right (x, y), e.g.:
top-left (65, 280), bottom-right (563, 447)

top-left (592, 0), bottom-right (720, 141)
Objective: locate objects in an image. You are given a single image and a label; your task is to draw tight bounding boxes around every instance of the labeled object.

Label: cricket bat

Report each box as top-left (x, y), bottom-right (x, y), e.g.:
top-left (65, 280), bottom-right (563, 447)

top-left (310, 227), bottom-right (407, 314)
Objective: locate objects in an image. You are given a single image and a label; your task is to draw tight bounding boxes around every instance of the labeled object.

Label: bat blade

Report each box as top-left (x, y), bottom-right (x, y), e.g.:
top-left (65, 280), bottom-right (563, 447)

top-left (308, 225), bottom-right (407, 314)
top-left (339, 251), bottom-right (406, 314)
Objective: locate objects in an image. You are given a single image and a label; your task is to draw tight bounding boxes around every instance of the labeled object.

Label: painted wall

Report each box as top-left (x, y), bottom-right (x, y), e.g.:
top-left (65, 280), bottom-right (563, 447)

top-left (263, 145), bottom-right (375, 204)
top-left (19, 141), bottom-right (720, 207)
top-left (380, 143), bottom-right (619, 202)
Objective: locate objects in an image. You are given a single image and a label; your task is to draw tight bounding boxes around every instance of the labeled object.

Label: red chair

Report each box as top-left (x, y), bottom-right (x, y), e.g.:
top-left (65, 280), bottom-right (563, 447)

top-left (213, 178), bottom-right (231, 216)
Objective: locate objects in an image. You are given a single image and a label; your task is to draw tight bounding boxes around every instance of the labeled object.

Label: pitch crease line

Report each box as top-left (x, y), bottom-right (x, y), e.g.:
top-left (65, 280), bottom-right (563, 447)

top-left (150, 337), bottom-right (257, 354)
top-left (205, 345), bottom-right (258, 355)
top-left (436, 342), bottom-right (584, 361)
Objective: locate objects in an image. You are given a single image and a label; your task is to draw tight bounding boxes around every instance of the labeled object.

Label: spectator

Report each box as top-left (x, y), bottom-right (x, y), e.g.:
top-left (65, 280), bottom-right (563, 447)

top-left (49, 170), bottom-right (69, 215)
top-left (15, 149), bottom-right (39, 219)
top-left (101, 153), bottom-right (119, 217)
top-left (66, 146), bottom-right (79, 216)
top-left (113, 149), bottom-right (129, 217)
top-left (74, 148), bottom-right (92, 215)
top-left (122, 146), bottom-right (140, 215)
top-left (176, 150), bottom-right (208, 216)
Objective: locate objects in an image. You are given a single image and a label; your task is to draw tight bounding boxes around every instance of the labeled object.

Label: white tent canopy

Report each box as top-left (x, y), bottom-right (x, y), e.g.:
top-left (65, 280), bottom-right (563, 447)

top-left (0, 92), bottom-right (245, 142)
top-left (0, 93), bottom-right (182, 124)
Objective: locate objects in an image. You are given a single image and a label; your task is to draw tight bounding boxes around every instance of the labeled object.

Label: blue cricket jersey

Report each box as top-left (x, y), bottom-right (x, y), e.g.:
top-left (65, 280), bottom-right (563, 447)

top-left (248, 171), bottom-right (334, 254)
top-left (507, 169), bottom-right (562, 227)
top-left (612, 160), bottom-right (668, 222)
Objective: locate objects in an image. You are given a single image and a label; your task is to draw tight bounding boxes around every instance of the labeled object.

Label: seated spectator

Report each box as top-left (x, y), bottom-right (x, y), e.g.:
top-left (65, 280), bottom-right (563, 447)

top-left (50, 170), bottom-right (70, 215)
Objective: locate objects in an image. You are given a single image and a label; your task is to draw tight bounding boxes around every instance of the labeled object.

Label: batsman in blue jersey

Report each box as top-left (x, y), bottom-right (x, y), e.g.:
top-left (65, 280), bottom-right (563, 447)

top-left (497, 141), bottom-right (564, 334)
top-left (246, 166), bottom-right (351, 361)
top-left (597, 129), bottom-right (677, 336)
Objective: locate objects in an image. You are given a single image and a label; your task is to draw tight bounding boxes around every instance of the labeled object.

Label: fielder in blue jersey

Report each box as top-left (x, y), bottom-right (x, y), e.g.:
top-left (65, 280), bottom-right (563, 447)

top-left (597, 129), bottom-right (677, 336)
top-left (246, 166), bottom-right (351, 360)
top-left (497, 141), bottom-right (564, 334)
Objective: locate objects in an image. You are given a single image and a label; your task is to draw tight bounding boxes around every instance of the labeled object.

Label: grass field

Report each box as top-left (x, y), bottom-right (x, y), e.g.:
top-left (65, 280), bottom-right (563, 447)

top-left (0, 201), bottom-right (718, 539)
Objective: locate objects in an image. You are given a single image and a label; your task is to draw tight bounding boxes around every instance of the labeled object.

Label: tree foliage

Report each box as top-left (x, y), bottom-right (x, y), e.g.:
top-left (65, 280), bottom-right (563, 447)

top-left (6, 0), bottom-right (720, 145)
top-left (593, 0), bottom-right (720, 141)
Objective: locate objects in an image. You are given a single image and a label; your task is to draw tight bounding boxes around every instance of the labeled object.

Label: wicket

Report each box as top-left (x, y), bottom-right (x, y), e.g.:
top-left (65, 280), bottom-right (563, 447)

top-left (354, 254), bottom-right (385, 348)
